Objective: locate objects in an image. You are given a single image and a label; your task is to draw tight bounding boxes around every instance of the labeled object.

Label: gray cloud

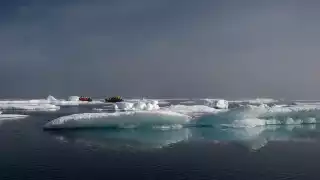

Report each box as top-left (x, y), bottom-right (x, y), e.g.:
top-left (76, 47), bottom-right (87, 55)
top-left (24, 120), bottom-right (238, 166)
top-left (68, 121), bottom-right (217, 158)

top-left (1, 0), bottom-right (320, 99)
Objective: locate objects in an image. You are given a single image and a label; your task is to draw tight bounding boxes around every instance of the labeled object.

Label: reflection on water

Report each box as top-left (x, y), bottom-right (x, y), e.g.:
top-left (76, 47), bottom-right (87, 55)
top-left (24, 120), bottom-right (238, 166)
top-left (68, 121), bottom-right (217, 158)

top-left (48, 128), bottom-right (192, 150)
top-left (0, 114), bottom-right (29, 127)
top-left (47, 124), bottom-right (320, 151)
top-left (194, 124), bottom-right (318, 151)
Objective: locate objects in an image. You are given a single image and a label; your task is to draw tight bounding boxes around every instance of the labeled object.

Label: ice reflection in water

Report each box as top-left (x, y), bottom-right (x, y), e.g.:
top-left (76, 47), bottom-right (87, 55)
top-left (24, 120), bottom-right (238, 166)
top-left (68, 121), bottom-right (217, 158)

top-left (47, 124), bottom-right (320, 151)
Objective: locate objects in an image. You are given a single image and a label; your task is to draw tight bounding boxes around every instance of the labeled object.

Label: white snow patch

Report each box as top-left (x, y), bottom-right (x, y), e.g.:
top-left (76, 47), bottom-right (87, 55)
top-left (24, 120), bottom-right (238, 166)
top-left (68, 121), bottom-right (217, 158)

top-left (68, 96), bottom-right (80, 101)
top-left (204, 99), bottom-right (229, 109)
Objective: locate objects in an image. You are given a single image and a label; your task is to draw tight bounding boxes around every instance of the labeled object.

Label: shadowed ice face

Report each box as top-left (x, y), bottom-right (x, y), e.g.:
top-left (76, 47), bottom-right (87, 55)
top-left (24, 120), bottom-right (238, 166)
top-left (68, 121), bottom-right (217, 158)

top-left (1, 0), bottom-right (320, 99)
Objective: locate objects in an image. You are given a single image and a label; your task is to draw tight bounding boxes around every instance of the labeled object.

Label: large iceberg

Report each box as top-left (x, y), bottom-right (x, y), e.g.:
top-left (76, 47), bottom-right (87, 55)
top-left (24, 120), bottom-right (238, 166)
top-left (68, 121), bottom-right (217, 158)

top-left (196, 104), bottom-right (320, 128)
top-left (44, 110), bottom-right (191, 129)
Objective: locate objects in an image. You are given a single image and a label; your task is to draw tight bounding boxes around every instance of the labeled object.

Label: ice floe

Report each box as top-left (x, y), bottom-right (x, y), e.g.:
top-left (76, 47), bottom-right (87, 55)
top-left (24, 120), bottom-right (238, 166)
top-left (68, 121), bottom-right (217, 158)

top-left (44, 110), bottom-right (191, 129)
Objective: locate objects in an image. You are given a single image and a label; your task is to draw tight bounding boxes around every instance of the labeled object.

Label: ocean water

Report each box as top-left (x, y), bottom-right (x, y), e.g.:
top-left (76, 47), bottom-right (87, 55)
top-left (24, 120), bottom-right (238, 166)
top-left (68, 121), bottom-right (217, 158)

top-left (1, 99), bottom-right (320, 179)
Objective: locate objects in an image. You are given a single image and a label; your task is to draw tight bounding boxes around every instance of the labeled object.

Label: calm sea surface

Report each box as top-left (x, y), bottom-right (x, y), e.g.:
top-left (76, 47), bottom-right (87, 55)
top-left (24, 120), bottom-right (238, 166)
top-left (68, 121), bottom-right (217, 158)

top-left (0, 101), bottom-right (320, 180)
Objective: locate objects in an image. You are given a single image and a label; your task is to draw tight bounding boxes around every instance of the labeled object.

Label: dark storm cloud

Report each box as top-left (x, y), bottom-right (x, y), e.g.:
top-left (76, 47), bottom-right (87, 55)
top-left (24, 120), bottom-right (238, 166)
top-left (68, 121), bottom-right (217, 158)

top-left (1, 0), bottom-right (320, 99)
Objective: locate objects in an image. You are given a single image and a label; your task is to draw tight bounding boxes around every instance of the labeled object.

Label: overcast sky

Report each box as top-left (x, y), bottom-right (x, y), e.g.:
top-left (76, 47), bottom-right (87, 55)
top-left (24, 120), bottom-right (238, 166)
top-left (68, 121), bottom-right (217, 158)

top-left (0, 0), bottom-right (320, 99)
